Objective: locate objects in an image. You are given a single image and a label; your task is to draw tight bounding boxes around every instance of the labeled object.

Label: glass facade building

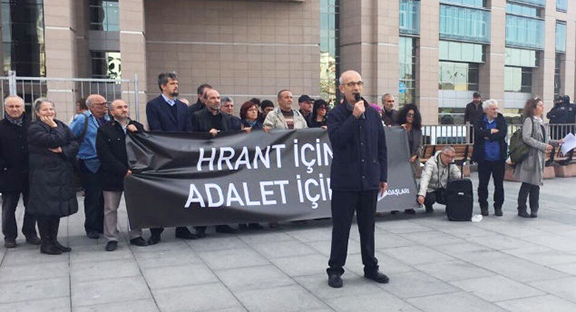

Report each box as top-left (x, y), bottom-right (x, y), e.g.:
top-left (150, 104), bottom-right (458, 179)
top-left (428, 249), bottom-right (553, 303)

top-left (439, 4), bottom-right (490, 43)
top-left (320, 0), bottom-right (339, 103)
top-left (400, 0), bottom-right (420, 35)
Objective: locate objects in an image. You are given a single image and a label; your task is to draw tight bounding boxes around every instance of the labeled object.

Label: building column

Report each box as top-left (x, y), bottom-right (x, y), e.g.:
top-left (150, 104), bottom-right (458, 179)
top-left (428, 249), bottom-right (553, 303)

top-left (43, 0), bottom-right (79, 120)
top-left (561, 5), bottom-right (575, 99)
top-left (119, 0), bottom-right (147, 123)
top-left (339, 0), bottom-right (399, 104)
top-left (533, 1), bottom-right (557, 114)
top-left (479, 0), bottom-right (506, 109)
top-left (416, 0), bottom-right (440, 125)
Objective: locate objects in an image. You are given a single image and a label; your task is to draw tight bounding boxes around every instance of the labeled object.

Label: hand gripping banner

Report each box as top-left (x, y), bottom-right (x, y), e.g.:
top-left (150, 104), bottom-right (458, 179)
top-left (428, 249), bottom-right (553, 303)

top-left (124, 128), bottom-right (419, 228)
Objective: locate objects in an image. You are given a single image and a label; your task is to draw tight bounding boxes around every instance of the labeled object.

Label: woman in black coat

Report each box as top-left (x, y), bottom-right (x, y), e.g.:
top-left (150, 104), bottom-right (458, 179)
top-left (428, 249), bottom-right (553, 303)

top-left (308, 99), bottom-right (328, 129)
top-left (28, 98), bottom-right (79, 255)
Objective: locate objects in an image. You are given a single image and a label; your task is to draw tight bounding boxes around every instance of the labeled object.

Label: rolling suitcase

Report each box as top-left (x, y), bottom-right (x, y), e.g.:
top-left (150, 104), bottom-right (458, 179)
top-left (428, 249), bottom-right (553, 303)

top-left (445, 164), bottom-right (473, 221)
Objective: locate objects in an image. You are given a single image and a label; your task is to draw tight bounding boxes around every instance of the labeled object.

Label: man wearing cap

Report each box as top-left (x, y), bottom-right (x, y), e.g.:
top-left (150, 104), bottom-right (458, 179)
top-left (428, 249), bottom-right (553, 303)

top-left (298, 94), bottom-right (313, 120)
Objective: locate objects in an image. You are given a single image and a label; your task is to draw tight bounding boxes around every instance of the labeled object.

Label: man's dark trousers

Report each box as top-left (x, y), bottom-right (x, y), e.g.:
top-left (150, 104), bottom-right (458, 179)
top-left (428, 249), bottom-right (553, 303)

top-left (79, 160), bottom-right (104, 234)
top-left (477, 160), bottom-right (505, 209)
top-left (2, 187), bottom-right (36, 241)
top-left (327, 190), bottom-right (379, 276)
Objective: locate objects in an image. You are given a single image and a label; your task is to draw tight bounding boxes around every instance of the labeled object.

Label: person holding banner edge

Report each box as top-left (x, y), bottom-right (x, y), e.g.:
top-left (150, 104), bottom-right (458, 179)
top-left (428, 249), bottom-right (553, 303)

top-left (326, 70), bottom-right (389, 288)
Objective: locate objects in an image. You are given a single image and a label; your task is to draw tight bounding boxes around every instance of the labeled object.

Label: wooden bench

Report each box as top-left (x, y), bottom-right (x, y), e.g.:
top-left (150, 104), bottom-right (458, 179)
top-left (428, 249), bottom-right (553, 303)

top-left (419, 144), bottom-right (473, 177)
top-left (551, 146), bottom-right (576, 177)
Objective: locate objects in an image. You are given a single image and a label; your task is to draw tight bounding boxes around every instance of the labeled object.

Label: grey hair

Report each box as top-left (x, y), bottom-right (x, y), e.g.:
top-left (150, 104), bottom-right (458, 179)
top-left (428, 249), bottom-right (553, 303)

top-left (483, 99), bottom-right (498, 112)
top-left (440, 146), bottom-right (455, 153)
top-left (33, 98), bottom-right (55, 113)
top-left (221, 96), bottom-right (233, 104)
top-left (4, 95), bottom-right (24, 106)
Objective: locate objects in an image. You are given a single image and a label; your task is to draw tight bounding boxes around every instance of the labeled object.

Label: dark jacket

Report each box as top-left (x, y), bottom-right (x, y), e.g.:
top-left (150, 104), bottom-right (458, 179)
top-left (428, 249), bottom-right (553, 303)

top-left (327, 99), bottom-right (388, 191)
top-left (464, 101), bottom-right (483, 125)
top-left (146, 95), bottom-right (192, 132)
top-left (96, 119), bottom-right (144, 191)
top-left (546, 102), bottom-right (576, 124)
top-left (0, 114), bottom-right (30, 192)
top-left (241, 119), bottom-right (264, 130)
top-left (472, 113), bottom-right (508, 162)
top-left (192, 108), bottom-right (241, 132)
top-left (188, 99), bottom-right (205, 116)
top-left (382, 109), bottom-right (398, 126)
top-left (27, 119), bottom-right (79, 218)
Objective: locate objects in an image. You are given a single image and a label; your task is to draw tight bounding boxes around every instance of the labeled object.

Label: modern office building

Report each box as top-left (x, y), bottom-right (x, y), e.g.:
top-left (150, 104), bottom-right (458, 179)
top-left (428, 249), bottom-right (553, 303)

top-left (1, 0), bottom-right (574, 124)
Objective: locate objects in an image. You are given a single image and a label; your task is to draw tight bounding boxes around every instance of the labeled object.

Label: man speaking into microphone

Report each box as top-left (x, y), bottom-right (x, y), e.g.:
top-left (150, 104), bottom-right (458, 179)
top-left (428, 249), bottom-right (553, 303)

top-left (326, 70), bottom-right (389, 288)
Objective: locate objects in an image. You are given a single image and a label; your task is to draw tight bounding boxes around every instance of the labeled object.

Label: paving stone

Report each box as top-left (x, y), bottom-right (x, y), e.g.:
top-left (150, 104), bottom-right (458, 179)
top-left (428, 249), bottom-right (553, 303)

top-left (325, 291), bottom-right (420, 312)
top-left (495, 295), bottom-right (576, 312)
top-left (270, 253), bottom-right (328, 277)
top-left (407, 292), bottom-right (508, 312)
top-left (154, 283), bottom-right (241, 312)
top-left (550, 262), bottom-right (576, 276)
top-left (0, 297), bottom-right (70, 312)
top-left (294, 273), bottom-right (383, 300)
top-left (470, 254), bottom-right (568, 283)
top-left (1, 248), bottom-right (69, 266)
top-left (306, 239), bottom-right (360, 257)
top-left (250, 240), bottom-right (318, 259)
top-left (530, 276), bottom-right (576, 304)
top-left (215, 265), bottom-right (294, 291)
top-left (71, 259), bottom-right (140, 283)
top-left (380, 245), bottom-right (454, 265)
top-left (450, 275), bottom-right (544, 302)
top-left (415, 260), bottom-right (495, 282)
top-left (71, 276), bottom-right (151, 308)
top-left (198, 247), bottom-right (269, 270)
top-left (0, 277), bottom-right (69, 304)
top-left (234, 284), bottom-right (328, 312)
top-left (375, 220), bottom-right (433, 234)
top-left (238, 232), bottom-right (295, 245)
top-left (189, 235), bottom-right (249, 252)
top-left (381, 270), bottom-right (460, 299)
top-left (70, 244), bottom-right (134, 263)
top-left (502, 245), bottom-right (576, 266)
top-left (142, 263), bottom-right (218, 289)
top-left (465, 234), bottom-right (536, 251)
top-left (74, 299), bottom-right (159, 312)
top-left (0, 261), bottom-right (69, 283)
top-left (400, 230), bottom-right (468, 247)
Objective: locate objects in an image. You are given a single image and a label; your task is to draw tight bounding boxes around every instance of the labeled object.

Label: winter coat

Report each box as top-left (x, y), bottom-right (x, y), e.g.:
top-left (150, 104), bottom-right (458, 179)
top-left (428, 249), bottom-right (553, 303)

top-left (327, 99), bottom-right (387, 191)
top-left (418, 151), bottom-right (461, 197)
top-left (263, 107), bottom-right (308, 130)
top-left (513, 117), bottom-right (559, 186)
top-left (472, 113), bottom-right (508, 163)
top-left (0, 114), bottom-right (30, 192)
top-left (27, 119), bottom-right (79, 218)
top-left (96, 119), bottom-right (144, 192)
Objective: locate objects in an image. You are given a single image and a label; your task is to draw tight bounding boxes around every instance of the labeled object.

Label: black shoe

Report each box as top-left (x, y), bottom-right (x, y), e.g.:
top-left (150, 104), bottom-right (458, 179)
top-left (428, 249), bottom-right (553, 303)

top-left (26, 235), bottom-right (41, 245)
top-left (196, 228), bottom-right (207, 238)
top-left (480, 208), bottom-right (489, 216)
top-left (54, 240), bottom-right (72, 252)
top-left (175, 227), bottom-right (197, 240)
top-left (364, 271), bottom-right (390, 284)
top-left (518, 208), bottom-right (530, 218)
top-left (4, 240), bottom-right (16, 248)
top-left (105, 241), bottom-right (118, 252)
top-left (130, 237), bottom-right (148, 246)
top-left (390, 210), bottom-right (400, 215)
top-left (404, 209), bottom-right (416, 215)
top-left (40, 244), bottom-right (62, 255)
top-left (147, 234), bottom-right (161, 245)
top-left (425, 207), bottom-right (434, 214)
top-left (494, 207), bottom-right (503, 217)
top-left (215, 225), bottom-right (237, 234)
top-left (530, 211), bottom-right (538, 218)
top-left (248, 223), bottom-right (264, 230)
top-left (328, 273), bottom-right (343, 288)
top-left (86, 231), bottom-right (100, 239)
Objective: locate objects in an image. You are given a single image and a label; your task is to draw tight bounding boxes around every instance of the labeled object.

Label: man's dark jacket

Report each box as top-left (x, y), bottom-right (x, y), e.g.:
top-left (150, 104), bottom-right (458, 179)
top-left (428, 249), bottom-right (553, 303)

top-left (472, 113), bottom-right (508, 162)
top-left (96, 119), bottom-right (144, 192)
top-left (546, 102), bottom-right (576, 124)
top-left (464, 101), bottom-right (483, 125)
top-left (192, 108), bottom-right (241, 132)
top-left (327, 99), bottom-right (388, 191)
top-left (0, 114), bottom-right (30, 192)
top-left (382, 109), bottom-right (398, 126)
top-left (189, 99), bottom-right (205, 116)
top-left (146, 95), bottom-right (192, 132)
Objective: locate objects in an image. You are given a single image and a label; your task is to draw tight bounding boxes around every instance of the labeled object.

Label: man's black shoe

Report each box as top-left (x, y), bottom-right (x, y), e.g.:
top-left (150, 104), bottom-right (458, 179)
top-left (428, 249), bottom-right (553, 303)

top-left (494, 207), bottom-right (503, 217)
top-left (175, 227), bottom-right (197, 240)
top-left (105, 241), bottom-right (118, 252)
top-left (248, 223), bottom-right (264, 230)
top-left (480, 208), bottom-right (489, 216)
top-left (196, 228), bottom-right (206, 238)
top-left (404, 209), bottom-right (416, 215)
top-left (328, 274), bottom-right (343, 288)
top-left (215, 225), bottom-right (237, 234)
top-left (26, 235), bottom-right (41, 245)
top-left (147, 234), bottom-right (161, 245)
top-left (4, 240), bottom-right (16, 248)
top-left (425, 207), bottom-right (434, 214)
top-left (130, 237), bottom-right (148, 247)
top-left (364, 271), bottom-right (390, 284)
top-left (86, 231), bottom-right (100, 239)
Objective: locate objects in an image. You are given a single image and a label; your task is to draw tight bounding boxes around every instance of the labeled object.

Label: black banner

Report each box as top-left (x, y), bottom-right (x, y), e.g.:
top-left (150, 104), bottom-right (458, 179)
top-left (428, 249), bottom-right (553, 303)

top-left (124, 128), bottom-right (418, 228)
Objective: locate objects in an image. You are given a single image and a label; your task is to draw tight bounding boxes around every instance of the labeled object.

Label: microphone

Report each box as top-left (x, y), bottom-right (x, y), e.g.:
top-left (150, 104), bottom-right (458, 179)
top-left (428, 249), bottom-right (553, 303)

top-left (353, 92), bottom-right (365, 119)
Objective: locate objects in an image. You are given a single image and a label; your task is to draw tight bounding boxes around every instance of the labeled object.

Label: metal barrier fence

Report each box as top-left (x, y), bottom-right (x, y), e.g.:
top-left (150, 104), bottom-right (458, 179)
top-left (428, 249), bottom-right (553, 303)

top-left (0, 71), bottom-right (141, 122)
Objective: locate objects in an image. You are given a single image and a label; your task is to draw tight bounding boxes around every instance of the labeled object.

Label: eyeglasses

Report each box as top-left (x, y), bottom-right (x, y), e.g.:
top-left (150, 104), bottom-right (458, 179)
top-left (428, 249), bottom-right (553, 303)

top-left (441, 153), bottom-right (455, 160)
top-left (407, 113), bottom-right (414, 117)
top-left (345, 81), bottom-right (364, 88)
top-left (92, 102), bottom-right (108, 106)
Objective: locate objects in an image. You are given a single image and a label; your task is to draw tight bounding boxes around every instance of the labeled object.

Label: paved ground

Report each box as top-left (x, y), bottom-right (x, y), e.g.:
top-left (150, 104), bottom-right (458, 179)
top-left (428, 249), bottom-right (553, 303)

top-left (1, 172), bottom-right (576, 312)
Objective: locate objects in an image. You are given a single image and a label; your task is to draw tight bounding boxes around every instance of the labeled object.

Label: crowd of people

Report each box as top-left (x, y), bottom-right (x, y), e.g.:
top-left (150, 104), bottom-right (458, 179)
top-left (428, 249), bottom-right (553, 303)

top-left (0, 71), bottom-right (570, 266)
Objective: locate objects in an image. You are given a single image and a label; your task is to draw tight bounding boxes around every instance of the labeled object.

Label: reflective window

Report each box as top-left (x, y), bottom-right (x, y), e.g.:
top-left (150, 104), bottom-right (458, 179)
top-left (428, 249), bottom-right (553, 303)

top-left (506, 2), bottom-right (542, 17)
top-left (505, 15), bottom-right (545, 49)
top-left (554, 54), bottom-right (562, 98)
top-left (439, 41), bottom-right (483, 63)
top-left (1, 0), bottom-right (45, 77)
top-left (320, 0), bottom-right (339, 104)
top-left (400, 0), bottom-right (420, 35)
top-left (90, 0), bottom-right (119, 31)
top-left (556, 21), bottom-right (566, 53)
top-left (504, 66), bottom-right (532, 92)
top-left (399, 37), bottom-right (416, 106)
top-left (440, 0), bottom-right (485, 8)
top-left (91, 51), bottom-right (121, 79)
top-left (508, 0), bottom-right (546, 8)
top-left (439, 61), bottom-right (479, 91)
top-left (505, 48), bottom-right (537, 67)
top-left (440, 5), bottom-right (490, 43)
top-left (557, 0), bottom-right (567, 12)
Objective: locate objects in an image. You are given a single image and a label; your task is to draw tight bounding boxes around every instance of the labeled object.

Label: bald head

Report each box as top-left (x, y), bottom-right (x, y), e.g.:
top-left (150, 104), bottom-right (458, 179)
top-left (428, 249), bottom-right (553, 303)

top-left (338, 70), bottom-right (363, 104)
top-left (86, 94), bottom-right (108, 118)
top-left (110, 99), bottom-right (129, 122)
